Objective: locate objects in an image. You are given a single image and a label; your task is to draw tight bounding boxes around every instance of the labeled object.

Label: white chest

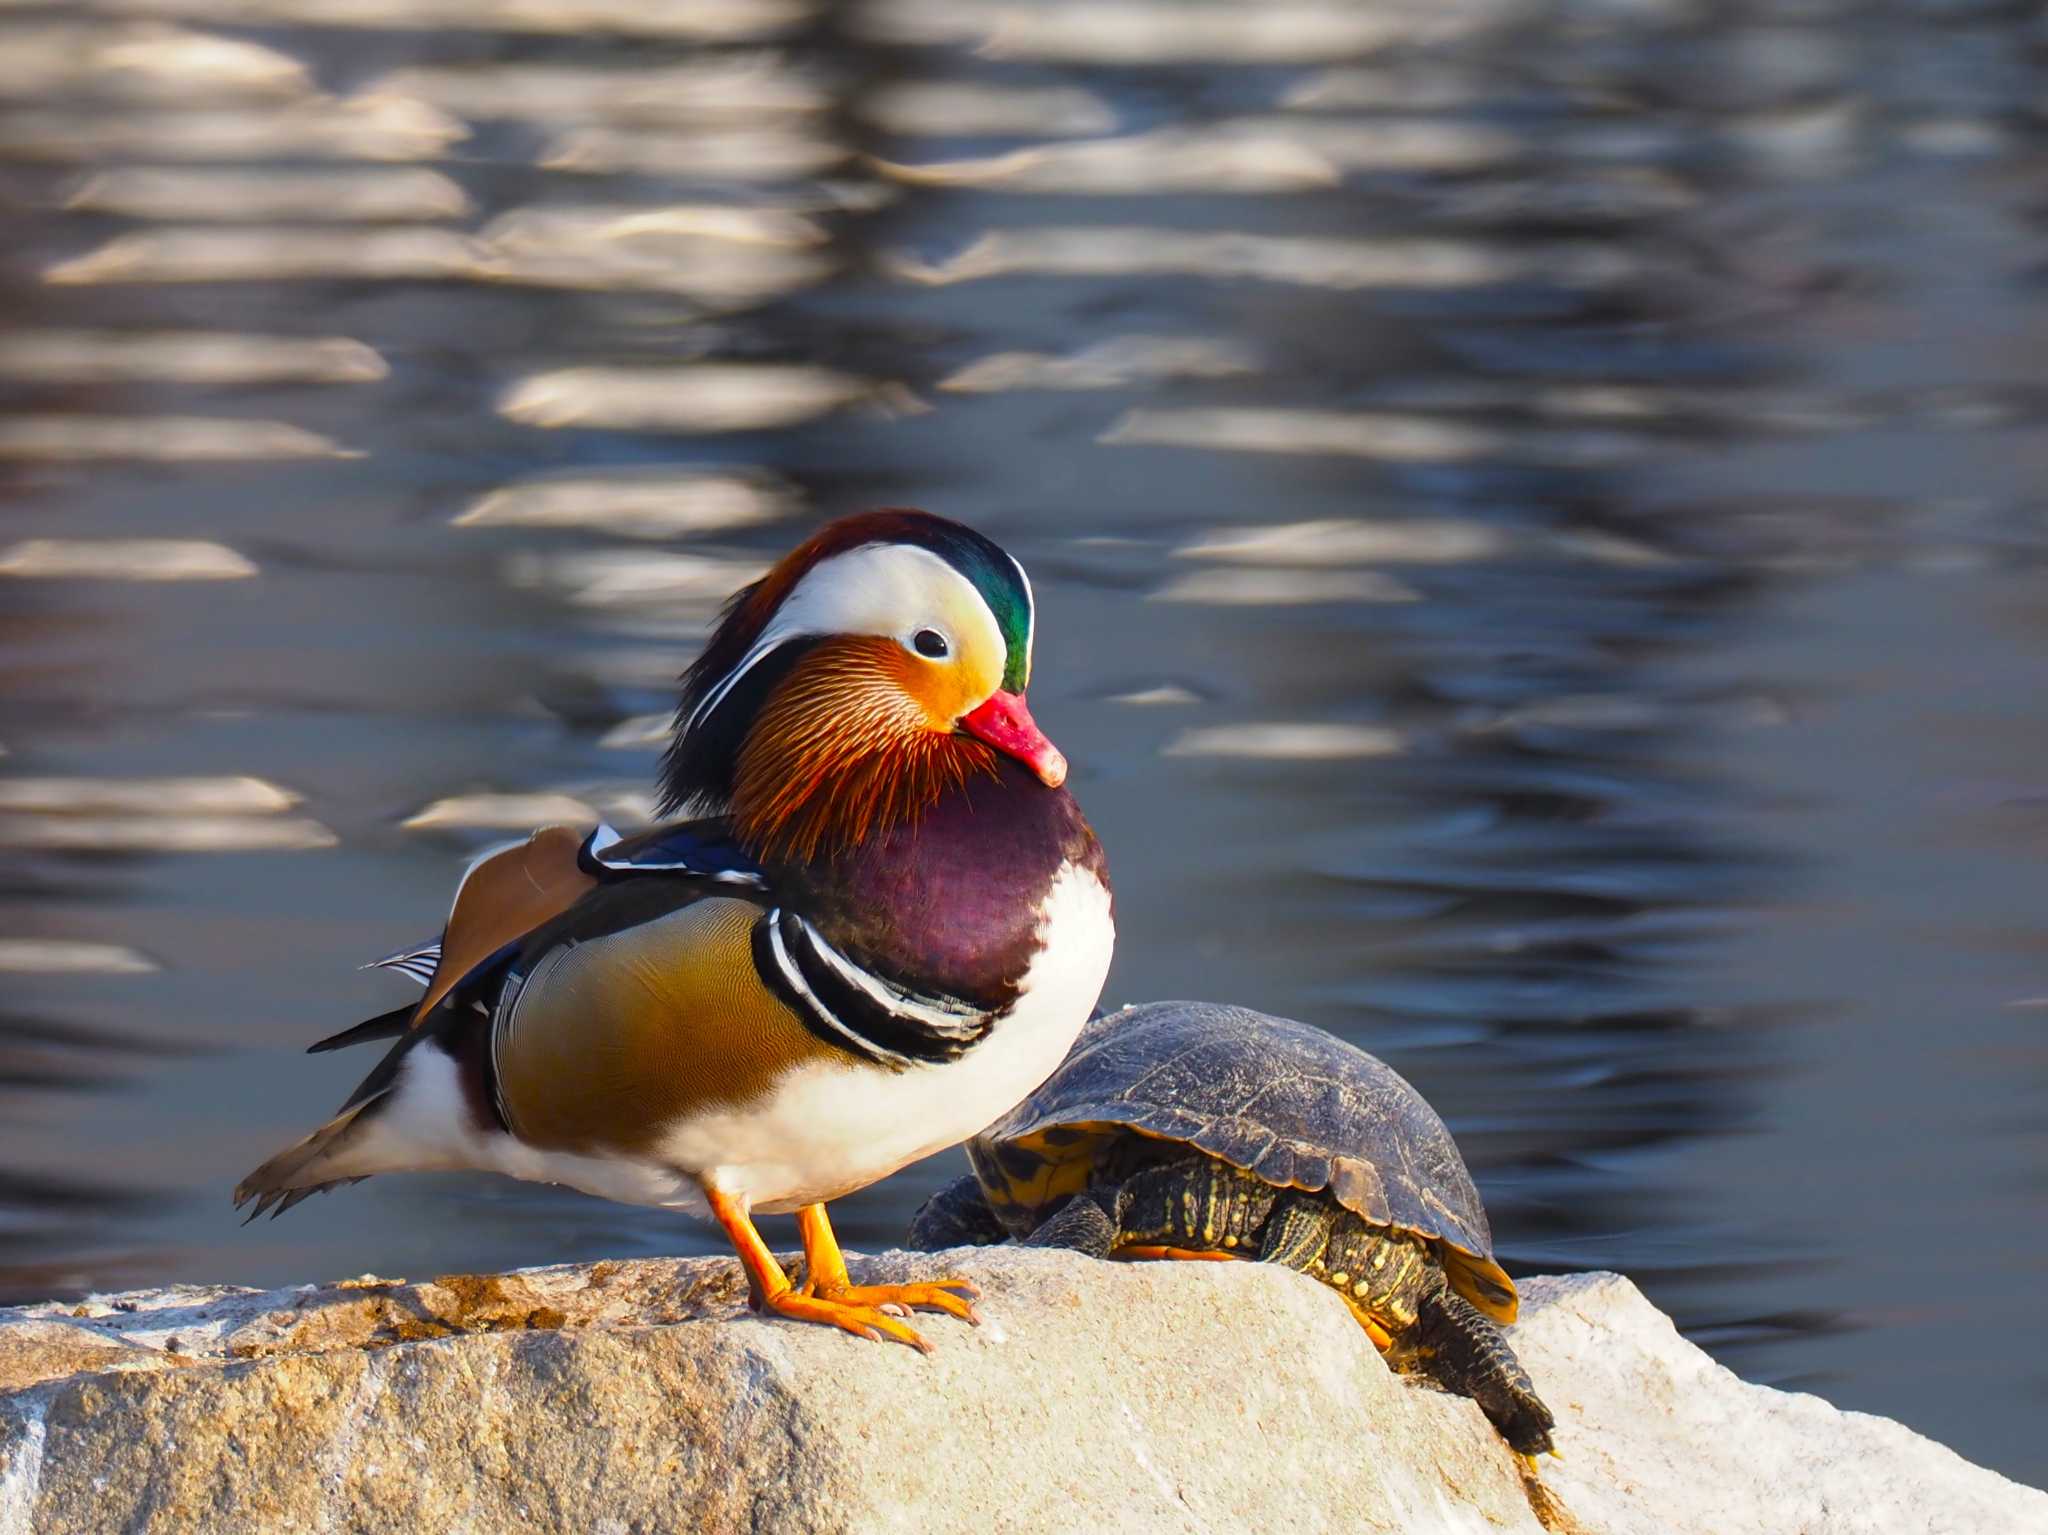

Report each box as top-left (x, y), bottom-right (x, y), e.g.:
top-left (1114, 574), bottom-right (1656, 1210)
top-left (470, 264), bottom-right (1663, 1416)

top-left (654, 859), bottom-right (1115, 1213)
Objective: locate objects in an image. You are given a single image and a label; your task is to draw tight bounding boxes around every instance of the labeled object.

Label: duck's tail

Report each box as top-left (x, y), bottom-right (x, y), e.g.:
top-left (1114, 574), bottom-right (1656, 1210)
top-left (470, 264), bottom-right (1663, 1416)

top-left (230, 1092), bottom-right (393, 1222)
top-left (305, 1003), bottom-right (412, 1055)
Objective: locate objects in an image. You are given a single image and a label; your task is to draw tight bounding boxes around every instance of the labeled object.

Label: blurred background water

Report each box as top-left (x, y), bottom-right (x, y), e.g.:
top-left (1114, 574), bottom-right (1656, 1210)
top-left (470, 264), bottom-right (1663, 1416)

top-left (3, 0), bottom-right (2046, 1487)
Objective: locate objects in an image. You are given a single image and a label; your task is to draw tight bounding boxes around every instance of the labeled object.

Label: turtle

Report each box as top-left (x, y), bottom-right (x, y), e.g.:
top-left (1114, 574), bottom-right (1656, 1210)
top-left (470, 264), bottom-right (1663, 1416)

top-left (910, 1000), bottom-right (1555, 1458)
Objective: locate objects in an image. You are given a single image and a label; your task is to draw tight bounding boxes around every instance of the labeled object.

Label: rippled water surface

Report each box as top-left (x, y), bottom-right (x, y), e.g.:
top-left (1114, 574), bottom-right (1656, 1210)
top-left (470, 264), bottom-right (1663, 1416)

top-left (5, 0), bottom-right (2047, 1486)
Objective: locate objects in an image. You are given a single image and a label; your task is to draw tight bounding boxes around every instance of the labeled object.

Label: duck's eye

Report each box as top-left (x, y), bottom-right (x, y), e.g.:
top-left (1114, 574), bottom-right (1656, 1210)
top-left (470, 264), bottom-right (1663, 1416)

top-left (912, 628), bottom-right (950, 659)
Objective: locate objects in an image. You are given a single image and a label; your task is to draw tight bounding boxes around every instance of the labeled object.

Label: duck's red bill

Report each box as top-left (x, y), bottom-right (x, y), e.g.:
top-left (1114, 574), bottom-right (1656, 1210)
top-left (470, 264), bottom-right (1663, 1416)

top-left (960, 690), bottom-right (1067, 788)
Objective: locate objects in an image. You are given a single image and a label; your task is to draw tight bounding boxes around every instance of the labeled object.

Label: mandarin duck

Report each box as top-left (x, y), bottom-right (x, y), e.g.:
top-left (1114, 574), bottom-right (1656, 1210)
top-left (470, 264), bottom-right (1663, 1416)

top-left (234, 510), bottom-right (1115, 1349)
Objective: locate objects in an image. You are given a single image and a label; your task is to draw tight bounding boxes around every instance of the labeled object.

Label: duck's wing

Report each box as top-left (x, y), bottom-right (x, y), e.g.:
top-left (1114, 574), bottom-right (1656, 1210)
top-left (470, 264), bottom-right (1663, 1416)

top-left (582, 819), bottom-right (766, 884)
top-left (340, 814), bottom-right (994, 1069)
top-left (347, 819), bottom-right (767, 1036)
top-left (403, 824), bottom-right (601, 1025)
top-left (362, 937), bottom-right (442, 987)
top-left (489, 897), bottom-right (1004, 1154)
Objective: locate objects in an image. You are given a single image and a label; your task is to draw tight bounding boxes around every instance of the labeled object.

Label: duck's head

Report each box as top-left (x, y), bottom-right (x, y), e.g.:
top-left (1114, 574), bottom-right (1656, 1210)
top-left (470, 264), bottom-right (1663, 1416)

top-left (658, 510), bottom-right (1064, 861)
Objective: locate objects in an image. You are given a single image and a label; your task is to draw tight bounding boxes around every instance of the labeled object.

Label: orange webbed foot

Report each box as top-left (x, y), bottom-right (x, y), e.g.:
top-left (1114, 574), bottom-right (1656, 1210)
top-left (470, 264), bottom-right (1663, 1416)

top-left (805, 1275), bottom-right (982, 1327)
top-left (762, 1288), bottom-right (938, 1352)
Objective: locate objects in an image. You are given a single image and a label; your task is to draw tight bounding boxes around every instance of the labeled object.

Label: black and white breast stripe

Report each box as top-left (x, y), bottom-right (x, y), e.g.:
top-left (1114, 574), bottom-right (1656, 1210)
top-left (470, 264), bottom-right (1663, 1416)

top-left (751, 907), bottom-right (998, 1070)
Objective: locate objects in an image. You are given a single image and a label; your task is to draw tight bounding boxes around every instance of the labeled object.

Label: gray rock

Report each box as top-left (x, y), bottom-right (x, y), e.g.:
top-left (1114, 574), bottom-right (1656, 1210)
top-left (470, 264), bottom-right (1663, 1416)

top-left (0, 1250), bottom-right (2038, 1534)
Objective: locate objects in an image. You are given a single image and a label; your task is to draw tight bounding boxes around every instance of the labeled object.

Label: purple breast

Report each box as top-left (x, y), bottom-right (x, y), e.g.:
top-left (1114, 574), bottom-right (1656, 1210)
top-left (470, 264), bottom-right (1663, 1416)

top-left (779, 760), bottom-right (1108, 1009)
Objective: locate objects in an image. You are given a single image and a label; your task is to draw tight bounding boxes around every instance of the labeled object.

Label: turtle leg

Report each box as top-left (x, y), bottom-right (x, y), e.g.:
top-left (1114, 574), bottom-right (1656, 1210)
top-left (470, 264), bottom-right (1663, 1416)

top-left (1020, 1187), bottom-right (1123, 1257)
top-left (795, 1202), bottom-right (981, 1332)
top-left (1022, 1182), bottom-right (1241, 1261)
top-left (1403, 1278), bottom-right (1556, 1459)
top-left (909, 1173), bottom-right (1010, 1251)
top-left (1255, 1190), bottom-right (1337, 1272)
top-left (1103, 1155), bottom-right (1275, 1261)
top-left (1261, 1195), bottom-right (1409, 1350)
top-left (1022, 1162), bottom-right (1259, 1262)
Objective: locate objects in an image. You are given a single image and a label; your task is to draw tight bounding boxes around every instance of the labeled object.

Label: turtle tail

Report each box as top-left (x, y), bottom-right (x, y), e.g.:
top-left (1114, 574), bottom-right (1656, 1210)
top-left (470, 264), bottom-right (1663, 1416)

top-left (1406, 1283), bottom-right (1555, 1457)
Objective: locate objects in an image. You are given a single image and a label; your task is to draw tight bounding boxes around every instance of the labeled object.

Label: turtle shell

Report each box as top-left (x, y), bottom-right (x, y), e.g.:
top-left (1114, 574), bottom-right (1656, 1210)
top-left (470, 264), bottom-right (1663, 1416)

top-left (969, 1001), bottom-right (1519, 1323)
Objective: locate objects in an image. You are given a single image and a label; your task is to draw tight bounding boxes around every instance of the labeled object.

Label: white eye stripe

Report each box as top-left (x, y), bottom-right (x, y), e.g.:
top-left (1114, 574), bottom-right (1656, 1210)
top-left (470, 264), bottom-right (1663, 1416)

top-left (687, 542), bottom-right (1005, 730)
top-left (683, 630), bottom-right (792, 735)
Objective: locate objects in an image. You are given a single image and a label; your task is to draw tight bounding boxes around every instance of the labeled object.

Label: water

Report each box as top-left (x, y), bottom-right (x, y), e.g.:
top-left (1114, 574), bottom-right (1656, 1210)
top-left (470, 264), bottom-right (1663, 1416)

top-left (4, 0), bottom-right (2046, 1487)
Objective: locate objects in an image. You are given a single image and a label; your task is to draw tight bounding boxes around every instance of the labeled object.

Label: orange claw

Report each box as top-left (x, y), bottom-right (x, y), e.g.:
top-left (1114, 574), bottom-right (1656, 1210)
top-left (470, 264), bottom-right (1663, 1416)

top-left (1112, 1244), bottom-right (1242, 1262)
top-left (1339, 1293), bottom-right (1396, 1351)
top-left (814, 1278), bottom-right (982, 1326)
top-left (765, 1288), bottom-right (935, 1352)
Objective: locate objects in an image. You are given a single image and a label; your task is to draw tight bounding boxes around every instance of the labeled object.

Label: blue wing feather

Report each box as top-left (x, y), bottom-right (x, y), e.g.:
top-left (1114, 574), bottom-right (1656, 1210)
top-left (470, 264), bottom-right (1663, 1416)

top-left (582, 819), bottom-right (766, 885)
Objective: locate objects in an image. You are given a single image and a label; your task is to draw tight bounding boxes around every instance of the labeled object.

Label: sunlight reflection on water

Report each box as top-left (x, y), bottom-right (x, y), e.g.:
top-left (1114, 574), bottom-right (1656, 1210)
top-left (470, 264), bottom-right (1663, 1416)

top-left (3, 0), bottom-right (2047, 1488)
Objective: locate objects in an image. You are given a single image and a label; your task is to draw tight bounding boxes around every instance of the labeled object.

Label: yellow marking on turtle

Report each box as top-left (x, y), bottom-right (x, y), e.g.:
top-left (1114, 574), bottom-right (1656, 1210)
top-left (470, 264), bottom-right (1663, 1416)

top-left (979, 1124), bottom-right (1118, 1226)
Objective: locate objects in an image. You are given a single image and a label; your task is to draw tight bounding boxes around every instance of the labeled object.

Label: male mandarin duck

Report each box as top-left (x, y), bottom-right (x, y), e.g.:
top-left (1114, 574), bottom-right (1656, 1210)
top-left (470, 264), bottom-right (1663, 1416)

top-left (234, 510), bottom-right (1115, 1350)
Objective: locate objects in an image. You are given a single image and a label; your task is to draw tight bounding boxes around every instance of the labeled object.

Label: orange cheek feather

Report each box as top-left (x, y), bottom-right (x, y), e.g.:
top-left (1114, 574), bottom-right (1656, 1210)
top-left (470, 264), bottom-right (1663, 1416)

top-left (732, 638), bottom-right (1000, 862)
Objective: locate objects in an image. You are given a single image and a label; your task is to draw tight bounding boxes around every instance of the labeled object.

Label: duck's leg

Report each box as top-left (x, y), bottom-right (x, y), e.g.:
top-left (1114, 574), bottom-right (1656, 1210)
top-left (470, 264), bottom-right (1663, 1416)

top-left (795, 1203), bottom-right (981, 1330)
top-left (704, 1186), bottom-right (938, 1351)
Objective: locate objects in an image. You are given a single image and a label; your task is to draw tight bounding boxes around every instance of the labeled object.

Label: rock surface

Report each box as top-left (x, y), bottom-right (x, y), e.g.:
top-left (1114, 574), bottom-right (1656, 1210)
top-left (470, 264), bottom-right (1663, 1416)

top-left (0, 1249), bottom-right (2039, 1534)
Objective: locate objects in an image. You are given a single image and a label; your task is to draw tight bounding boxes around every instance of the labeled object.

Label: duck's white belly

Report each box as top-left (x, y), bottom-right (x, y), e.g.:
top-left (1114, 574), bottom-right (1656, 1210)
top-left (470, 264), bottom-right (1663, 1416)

top-left (357, 1048), bottom-right (700, 1211)
top-left (657, 859), bottom-right (1114, 1214)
